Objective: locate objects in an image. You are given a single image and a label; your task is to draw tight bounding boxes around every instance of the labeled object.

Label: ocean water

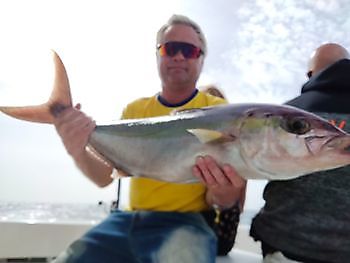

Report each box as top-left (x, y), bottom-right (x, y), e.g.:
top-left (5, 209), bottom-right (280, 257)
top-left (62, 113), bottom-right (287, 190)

top-left (0, 202), bottom-right (108, 224)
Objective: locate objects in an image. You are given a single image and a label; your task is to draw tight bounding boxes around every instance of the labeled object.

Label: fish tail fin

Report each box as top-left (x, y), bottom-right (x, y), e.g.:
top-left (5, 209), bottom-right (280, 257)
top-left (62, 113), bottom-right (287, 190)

top-left (0, 50), bottom-right (73, 124)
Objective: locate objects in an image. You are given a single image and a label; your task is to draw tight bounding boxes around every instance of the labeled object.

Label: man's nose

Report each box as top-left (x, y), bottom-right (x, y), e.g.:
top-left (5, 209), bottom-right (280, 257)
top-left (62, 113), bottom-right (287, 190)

top-left (172, 50), bottom-right (185, 60)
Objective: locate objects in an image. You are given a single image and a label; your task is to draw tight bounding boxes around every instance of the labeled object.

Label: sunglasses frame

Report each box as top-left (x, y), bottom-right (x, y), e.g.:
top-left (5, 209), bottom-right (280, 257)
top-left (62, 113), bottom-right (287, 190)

top-left (157, 41), bottom-right (204, 59)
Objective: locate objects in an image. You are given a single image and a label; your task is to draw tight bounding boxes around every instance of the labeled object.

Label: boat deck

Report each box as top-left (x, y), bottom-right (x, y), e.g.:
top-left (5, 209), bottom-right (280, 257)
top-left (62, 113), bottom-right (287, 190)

top-left (0, 202), bottom-right (262, 262)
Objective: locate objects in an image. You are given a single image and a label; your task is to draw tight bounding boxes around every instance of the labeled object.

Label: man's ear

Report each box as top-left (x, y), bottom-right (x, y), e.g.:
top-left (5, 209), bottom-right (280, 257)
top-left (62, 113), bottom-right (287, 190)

top-left (307, 70), bottom-right (313, 79)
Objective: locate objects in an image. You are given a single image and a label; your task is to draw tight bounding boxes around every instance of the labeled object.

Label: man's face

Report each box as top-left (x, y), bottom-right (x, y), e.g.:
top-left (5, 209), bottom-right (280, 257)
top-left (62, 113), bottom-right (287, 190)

top-left (157, 24), bottom-right (204, 89)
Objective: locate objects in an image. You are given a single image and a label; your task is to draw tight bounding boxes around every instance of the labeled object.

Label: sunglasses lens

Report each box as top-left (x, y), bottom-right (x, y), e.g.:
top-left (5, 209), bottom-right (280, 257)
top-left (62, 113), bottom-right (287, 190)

top-left (164, 42), bottom-right (178, 57)
top-left (158, 45), bottom-right (168, 57)
top-left (158, 42), bottom-right (202, 59)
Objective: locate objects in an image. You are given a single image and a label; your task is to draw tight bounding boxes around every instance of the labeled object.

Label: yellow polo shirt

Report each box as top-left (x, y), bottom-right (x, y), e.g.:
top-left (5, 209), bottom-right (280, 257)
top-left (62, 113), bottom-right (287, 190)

top-left (121, 90), bottom-right (226, 212)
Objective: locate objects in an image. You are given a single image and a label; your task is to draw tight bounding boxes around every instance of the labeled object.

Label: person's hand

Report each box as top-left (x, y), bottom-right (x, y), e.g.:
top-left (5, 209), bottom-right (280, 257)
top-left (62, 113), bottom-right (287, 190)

top-left (53, 103), bottom-right (96, 160)
top-left (192, 155), bottom-right (246, 210)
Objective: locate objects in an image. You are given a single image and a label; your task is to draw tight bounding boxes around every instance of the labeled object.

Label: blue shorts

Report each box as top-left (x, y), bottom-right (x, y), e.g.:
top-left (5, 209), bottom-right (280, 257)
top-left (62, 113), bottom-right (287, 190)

top-left (53, 210), bottom-right (217, 263)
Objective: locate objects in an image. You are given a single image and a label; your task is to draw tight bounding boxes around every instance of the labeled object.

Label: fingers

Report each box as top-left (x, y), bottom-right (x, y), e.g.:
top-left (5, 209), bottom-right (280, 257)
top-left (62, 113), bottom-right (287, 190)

top-left (55, 107), bottom-right (95, 133)
top-left (53, 105), bottom-right (96, 157)
top-left (193, 155), bottom-right (247, 209)
top-left (192, 165), bottom-right (205, 183)
top-left (75, 103), bottom-right (81, 110)
top-left (116, 169), bottom-right (129, 177)
top-left (193, 156), bottom-right (217, 185)
top-left (194, 156), bottom-right (231, 186)
top-left (222, 164), bottom-right (246, 188)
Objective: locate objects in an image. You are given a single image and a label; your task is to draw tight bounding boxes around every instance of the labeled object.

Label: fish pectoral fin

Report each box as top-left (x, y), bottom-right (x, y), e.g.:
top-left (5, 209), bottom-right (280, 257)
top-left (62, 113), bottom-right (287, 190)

top-left (187, 129), bottom-right (235, 144)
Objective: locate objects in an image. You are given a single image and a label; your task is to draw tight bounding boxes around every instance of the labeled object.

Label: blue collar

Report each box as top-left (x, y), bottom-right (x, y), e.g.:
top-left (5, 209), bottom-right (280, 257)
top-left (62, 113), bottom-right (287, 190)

top-left (157, 89), bottom-right (198, 108)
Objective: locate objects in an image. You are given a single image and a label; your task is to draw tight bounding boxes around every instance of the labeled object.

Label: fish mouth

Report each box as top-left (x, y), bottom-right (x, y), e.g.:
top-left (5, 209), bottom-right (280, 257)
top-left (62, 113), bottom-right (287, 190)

top-left (344, 144), bottom-right (350, 153)
top-left (326, 135), bottom-right (350, 154)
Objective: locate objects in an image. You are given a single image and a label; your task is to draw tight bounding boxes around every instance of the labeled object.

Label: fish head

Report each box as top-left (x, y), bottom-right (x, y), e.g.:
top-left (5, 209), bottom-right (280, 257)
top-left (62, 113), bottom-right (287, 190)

top-left (238, 104), bottom-right (350, 180)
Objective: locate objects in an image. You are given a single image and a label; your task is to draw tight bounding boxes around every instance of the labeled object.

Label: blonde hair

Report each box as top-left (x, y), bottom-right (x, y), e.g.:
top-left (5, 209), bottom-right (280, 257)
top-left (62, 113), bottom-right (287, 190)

top-left (156, 14), bottom-right (207, 56)
top-left (201, 85), bottom-right (226, 99)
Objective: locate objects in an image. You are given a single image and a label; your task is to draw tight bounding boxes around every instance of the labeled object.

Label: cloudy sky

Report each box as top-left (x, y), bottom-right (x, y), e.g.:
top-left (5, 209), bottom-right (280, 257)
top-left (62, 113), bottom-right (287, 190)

top-left (1, 0), bottom-right (350, 210)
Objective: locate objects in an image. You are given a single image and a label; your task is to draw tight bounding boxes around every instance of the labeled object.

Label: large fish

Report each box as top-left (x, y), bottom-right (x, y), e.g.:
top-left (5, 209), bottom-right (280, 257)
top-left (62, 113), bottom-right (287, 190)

top-left (1, 51), bottom-right (350, 182)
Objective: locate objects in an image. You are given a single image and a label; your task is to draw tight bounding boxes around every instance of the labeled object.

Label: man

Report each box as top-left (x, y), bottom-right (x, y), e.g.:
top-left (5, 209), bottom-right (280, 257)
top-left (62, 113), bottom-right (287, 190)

top-left (200, 84), bottom-right (226, 99)
top-left (250, 43), bottom-right (350, 263)
top-left (53, 15), bottom-right (246, 262)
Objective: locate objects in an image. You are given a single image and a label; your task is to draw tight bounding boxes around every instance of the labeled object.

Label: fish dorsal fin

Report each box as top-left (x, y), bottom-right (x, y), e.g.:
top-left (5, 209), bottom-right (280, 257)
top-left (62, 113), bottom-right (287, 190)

top-left (187, 129), bottom-right (235, 144)
top-left (170, 106), bottom-right (216, 116)
top-left (170, 107), bottom-right (196, 116)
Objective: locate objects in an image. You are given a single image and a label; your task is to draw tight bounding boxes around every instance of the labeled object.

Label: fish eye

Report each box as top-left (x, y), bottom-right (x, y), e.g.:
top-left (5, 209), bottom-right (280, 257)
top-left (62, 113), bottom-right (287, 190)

top-left (281, 117), bottom-right (311, 135)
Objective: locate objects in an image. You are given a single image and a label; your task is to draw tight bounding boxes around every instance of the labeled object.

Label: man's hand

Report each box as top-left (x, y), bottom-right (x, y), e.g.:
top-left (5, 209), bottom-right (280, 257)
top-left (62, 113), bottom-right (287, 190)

top-left (192, 155), bottom-right (246, 210)
top-left (53, 104), bottom-right (96, 160)
top-left (53, 104), bottom-right (114, 187)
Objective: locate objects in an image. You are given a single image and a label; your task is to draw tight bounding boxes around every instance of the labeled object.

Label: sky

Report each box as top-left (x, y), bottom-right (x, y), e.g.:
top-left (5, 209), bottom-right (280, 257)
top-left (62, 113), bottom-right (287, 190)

top-left (1, 0), bottom-right (350, 211)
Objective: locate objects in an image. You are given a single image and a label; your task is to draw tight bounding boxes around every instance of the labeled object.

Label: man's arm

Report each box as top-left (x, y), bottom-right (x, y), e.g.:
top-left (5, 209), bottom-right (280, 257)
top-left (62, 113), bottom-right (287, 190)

top-left (53, 105), bottom-right (114, 187)
top-left (193, 155), bottom-right (247, 211)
